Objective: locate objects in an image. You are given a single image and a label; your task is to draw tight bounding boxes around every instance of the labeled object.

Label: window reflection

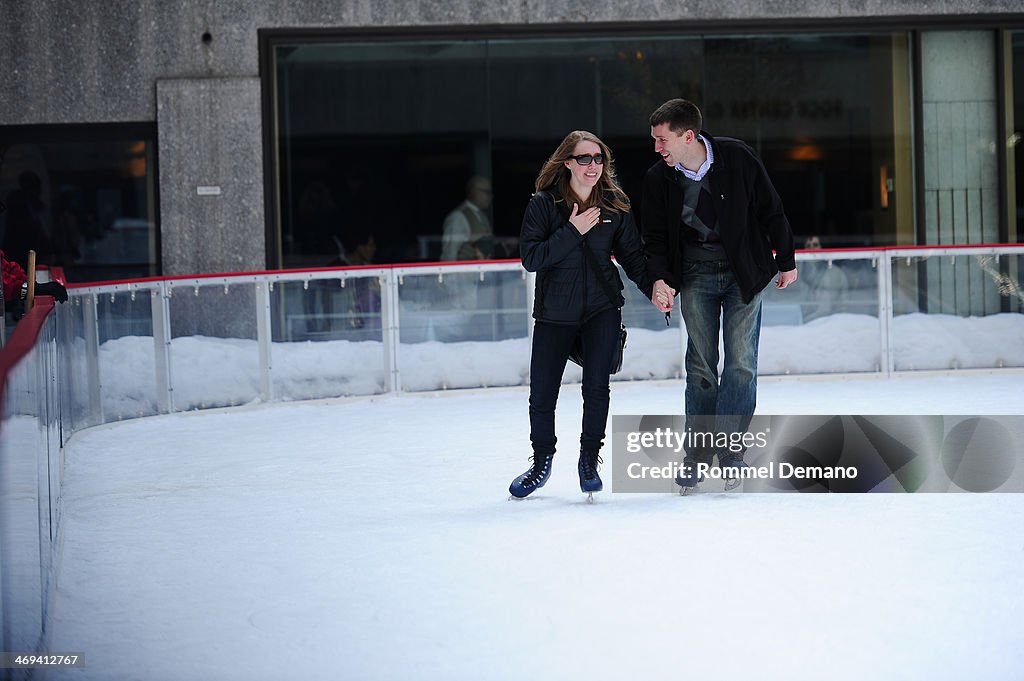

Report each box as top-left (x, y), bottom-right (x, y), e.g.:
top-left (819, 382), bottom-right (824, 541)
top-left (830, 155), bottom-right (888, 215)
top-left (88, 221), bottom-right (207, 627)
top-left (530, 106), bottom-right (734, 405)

top-left (272, 32), bottom-right (913, 267)
top-left (705, 34), bottom-right (911, 248)
top-left (0, 125), bottom-right (157, 282)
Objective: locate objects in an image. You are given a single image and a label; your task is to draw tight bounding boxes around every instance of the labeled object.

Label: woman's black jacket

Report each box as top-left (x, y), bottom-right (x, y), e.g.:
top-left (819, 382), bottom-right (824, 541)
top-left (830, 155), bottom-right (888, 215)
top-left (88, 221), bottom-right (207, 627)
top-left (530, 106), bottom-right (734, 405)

top-left (520, 190), bottom-right (652, 324)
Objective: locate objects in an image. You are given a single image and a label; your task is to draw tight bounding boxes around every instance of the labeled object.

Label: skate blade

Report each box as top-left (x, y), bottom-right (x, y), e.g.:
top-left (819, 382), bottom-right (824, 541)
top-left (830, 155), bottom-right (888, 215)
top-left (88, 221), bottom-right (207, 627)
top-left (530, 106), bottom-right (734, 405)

top-left (724, 478), bottom-right (741, 492)
top-left (585, 492), bottom-right (597, 504)
top-left (678, 485), bottom-right (699, 496)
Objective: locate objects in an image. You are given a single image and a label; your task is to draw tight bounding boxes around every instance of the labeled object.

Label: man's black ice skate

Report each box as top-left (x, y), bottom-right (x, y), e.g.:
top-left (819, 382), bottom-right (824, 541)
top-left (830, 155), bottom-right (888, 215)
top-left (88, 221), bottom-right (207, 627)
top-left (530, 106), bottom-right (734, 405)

top-left (509, 451), bottom-right (555, 499)
top-left (675, 457), bottom-right (705, 495)
top-left (718, 454), bottom-right (749, 491)
top-left (578, 450), bottom-right (603, 503)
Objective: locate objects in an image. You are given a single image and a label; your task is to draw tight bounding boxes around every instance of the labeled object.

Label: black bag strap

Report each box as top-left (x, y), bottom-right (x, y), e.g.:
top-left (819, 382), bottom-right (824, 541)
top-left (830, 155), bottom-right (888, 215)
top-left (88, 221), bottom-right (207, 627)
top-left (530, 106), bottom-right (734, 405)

top-left (581, 237), bottom-right (621, 308)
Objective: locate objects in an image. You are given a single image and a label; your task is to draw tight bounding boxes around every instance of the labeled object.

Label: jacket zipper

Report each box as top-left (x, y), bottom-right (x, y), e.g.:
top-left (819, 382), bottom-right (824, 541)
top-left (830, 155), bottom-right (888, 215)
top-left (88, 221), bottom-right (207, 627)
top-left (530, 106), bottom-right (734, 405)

top-left (580, 236), bottom-right (588, 325)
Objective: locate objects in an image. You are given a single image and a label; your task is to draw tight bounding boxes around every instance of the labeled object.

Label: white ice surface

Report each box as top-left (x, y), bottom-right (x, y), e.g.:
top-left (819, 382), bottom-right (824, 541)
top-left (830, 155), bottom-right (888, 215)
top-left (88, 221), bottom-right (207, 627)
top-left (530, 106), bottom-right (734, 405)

top-left (45, 374), bottom-right (1024, 680)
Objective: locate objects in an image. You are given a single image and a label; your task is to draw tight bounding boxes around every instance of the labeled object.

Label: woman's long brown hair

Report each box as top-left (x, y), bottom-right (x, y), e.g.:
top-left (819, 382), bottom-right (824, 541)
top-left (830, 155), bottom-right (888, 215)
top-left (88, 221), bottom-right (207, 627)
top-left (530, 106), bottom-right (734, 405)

top-left (533, 130), bottom-right (631, 214)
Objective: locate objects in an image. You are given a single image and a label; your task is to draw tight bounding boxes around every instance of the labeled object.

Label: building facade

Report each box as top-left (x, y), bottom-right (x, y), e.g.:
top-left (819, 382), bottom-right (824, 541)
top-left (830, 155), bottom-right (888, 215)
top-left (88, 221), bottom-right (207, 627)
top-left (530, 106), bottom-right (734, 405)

top-left (1, 1), bottom-right (1023, 282)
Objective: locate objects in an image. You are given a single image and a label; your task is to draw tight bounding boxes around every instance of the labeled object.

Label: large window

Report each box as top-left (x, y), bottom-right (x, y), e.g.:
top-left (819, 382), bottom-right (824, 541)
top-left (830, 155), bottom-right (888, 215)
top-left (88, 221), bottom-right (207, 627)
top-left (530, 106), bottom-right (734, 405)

top-left (0, 124), bottom-right (158, 283)
top-left (270, 31), bottom-right (913, 268)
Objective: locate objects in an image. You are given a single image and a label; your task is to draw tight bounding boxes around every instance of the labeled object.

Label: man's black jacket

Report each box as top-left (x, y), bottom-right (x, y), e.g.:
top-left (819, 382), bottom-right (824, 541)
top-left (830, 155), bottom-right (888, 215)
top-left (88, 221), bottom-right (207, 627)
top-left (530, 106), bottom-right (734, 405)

top-left (642, 132), bottom-right (796, 304)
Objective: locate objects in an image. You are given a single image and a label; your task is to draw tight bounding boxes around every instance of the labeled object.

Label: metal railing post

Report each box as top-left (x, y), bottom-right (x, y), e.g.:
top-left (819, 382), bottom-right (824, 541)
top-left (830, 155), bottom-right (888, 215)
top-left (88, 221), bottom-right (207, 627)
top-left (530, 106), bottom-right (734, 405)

top-left (152, 281), bottom-right (174, 414)
top-left (83, 293), bottom-right (103, 426)
top-left (879, 251), bottom-right (895, 376)
top-left (256, 281), bottom-right (273, 402)
top-left (382, 270), bottom-right (401, 393)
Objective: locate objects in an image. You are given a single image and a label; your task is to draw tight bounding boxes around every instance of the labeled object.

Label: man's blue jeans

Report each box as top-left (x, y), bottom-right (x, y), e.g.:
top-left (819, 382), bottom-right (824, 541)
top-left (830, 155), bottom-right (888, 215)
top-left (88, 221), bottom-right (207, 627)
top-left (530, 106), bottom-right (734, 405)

top-left (678, 260), bottom-right (763, 423)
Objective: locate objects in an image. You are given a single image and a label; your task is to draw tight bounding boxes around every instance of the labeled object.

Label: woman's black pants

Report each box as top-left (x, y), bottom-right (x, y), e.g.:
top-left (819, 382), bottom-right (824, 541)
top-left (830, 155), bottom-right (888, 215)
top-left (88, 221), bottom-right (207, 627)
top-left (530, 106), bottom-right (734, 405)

top-left (529, 307), bottom-right (621, 456)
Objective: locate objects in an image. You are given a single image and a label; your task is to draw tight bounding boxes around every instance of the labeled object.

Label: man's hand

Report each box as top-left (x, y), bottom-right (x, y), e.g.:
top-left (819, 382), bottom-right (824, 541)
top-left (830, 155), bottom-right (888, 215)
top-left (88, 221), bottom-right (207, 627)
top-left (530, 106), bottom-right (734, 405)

top-left (651, 278), bottom-right (676, 312)
top-left (775, 268), bottom-right (798, 290)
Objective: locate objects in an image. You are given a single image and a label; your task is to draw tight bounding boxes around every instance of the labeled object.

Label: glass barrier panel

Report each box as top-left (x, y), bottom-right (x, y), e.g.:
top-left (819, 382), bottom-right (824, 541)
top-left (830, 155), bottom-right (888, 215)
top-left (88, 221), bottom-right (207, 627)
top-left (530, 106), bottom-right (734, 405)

top-left (617, 262), bottom-right (683, 382)
top-left (892, 252), bottom-right (1024, 371)
top-left (397, 269), bottom-right (530, 391)
top-left (94, 288), bottom-right (160, 421)
top-left (59, 295), bottom-right (97, 433)
top-left (0, 334), bottom-right (52, 656)
top-left (167, 282), bottom-right (260, 410)
top-left (270, 277), bottom-right (387, 399)
top-left (0, 397), bottom-right (45, 656)
top-left (759, 255), bottom-right (883, 375)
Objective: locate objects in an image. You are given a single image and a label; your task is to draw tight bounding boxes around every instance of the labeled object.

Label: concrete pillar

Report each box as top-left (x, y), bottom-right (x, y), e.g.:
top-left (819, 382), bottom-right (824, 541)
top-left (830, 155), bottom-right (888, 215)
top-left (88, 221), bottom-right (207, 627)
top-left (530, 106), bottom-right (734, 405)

top-left (156, 77), bottom-right (265, 276)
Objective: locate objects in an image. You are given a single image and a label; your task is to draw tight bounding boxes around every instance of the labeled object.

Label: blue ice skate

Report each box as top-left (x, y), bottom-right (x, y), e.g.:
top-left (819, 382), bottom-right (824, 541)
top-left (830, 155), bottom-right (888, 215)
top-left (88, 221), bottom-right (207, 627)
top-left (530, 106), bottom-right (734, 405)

top-left (718, 454), bottom-right (749, 491)
top-left (675, 457), bottom-right (705, 495)
top-left (509, 451), bottom-right (554, 499)
top-left (578, 450), bottom-right (603, 502)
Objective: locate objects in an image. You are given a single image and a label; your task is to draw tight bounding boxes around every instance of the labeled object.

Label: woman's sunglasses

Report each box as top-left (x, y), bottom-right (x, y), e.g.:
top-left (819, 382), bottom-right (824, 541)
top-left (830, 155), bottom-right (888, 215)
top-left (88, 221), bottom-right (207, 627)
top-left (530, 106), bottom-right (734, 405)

top-left (569, 153), bottom-right (604, 166)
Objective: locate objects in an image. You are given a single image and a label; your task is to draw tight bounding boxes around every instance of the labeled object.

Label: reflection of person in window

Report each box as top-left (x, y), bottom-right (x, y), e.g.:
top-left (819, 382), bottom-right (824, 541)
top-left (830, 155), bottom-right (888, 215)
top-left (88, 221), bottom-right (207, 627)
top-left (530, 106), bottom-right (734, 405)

top-left (295, 180), bottom-right (341, 259)
top-left (333, 224), bottom-right (376, 267)
top-left (2, 171), bottom-right (50, 267)
top-left (332, 225), bottom-right (379, 332)
top-left (801, 234), bottom-right (849, 320)
top-left (441, 176), bottom-right (493, 261)
top-left (51, 187), bottom-right (82, 268)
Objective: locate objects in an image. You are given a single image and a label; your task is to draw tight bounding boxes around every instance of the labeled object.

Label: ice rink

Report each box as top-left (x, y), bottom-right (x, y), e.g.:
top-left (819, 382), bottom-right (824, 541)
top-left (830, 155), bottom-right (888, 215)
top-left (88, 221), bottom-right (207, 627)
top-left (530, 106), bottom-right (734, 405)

top-left (44, 373), bottom-right (1024, 680)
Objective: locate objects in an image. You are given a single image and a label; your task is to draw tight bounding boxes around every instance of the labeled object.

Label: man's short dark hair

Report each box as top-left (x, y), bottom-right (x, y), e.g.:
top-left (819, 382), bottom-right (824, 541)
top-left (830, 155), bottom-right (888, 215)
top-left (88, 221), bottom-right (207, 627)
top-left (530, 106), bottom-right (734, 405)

top-left (649, 99), bottom-right (703, 135)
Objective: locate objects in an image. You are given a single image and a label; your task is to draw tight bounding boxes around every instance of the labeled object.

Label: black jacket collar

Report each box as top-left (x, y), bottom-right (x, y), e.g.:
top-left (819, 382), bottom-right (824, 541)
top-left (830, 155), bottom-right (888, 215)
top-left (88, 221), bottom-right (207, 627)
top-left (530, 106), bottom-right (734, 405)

top-left (659, 130), bottom-right (724, 183)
